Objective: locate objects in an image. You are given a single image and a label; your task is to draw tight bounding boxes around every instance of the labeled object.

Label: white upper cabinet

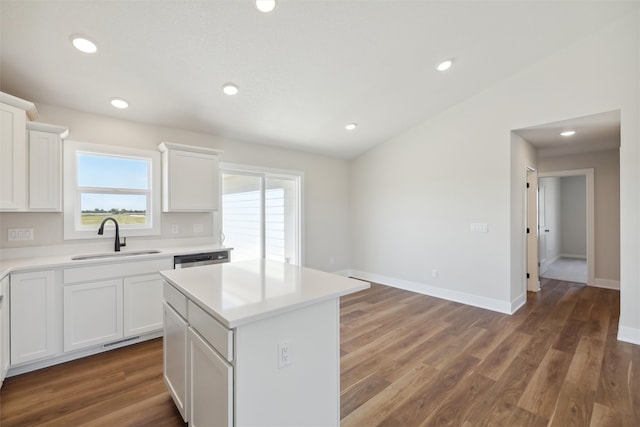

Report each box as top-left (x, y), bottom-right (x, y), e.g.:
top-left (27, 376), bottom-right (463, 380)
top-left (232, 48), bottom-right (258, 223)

top-left (27, 122), bottom-right (68, 211)
top-left (0, 92), bottom-right (67, 212)
top-left (158, 142), bottom-right (223, 212)
top-left (0, 102), bottom-right (27, 210)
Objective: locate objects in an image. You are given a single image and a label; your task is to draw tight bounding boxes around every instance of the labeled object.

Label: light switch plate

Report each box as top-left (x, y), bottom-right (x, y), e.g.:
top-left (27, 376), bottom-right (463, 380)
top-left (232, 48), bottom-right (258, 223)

top-left (470, 223), bottom-right (488, 233)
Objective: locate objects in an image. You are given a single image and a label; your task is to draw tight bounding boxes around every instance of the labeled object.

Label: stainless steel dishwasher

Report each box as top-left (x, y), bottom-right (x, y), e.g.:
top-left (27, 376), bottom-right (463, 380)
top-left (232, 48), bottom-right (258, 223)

top-left (173, 250), bottom-right (230, 269)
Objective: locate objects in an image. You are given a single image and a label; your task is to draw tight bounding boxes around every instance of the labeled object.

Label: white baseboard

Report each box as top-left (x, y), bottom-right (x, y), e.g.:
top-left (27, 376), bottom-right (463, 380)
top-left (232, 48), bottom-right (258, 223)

top-left (560, 253), bottom-right (587, 259)
top-left (540, 255), bottom-right (558, 274)
top-left (617, 325), bottom-right (640, 345)
top-left (347, 269), bottom-right (513, 314)
top-left (510, 294), bottom-right (527, 313)
top-left (591, 278), bottom-right (620, 290)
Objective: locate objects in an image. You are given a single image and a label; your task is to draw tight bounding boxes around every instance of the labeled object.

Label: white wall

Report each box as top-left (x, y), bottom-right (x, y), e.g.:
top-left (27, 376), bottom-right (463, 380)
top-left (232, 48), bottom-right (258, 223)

top-left (539, 149), bottom-right (620, 284)
top-left (561, 176), bottom-right (587, 258)
top-left (0, 104), bottom-right (351, 272)
top-left (349, 11), bottom-right (639, 343)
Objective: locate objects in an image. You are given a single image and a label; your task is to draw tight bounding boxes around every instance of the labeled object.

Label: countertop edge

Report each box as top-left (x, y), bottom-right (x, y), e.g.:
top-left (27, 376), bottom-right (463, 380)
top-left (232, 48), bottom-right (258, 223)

top-left (162, 271), bottom-right (369, 329)
top-left (0, 245), bottom-right (233, 281)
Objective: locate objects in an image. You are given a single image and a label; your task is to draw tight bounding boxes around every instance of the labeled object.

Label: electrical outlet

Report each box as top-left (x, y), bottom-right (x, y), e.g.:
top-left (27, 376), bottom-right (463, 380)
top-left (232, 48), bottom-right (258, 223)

top-left (432, 269), bottom-right (438, 278)
top-left (8, 228), bottom-right (34, 241)
top-left (193, 223), bottom-right (204, 233)
top-left (278, 341), bottom-right (291, 369)
top-left (171, 224), bottom-right (179, 234)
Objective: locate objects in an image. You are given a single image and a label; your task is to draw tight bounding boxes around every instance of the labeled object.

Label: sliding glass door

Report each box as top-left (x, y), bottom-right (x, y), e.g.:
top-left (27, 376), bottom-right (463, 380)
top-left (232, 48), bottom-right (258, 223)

top-left (222, 167), bottom-right (301, 265)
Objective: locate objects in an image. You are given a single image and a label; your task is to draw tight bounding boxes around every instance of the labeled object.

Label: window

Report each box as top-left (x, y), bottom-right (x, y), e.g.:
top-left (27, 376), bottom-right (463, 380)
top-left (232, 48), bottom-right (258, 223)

top-left (221, 164), bottom-right (302, 265)
top-left (64, 141), bottom-right (161, 239)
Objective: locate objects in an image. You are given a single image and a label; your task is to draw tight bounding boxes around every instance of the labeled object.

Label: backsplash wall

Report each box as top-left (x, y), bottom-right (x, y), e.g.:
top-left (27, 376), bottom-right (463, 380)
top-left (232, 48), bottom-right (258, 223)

top-left (0, 211), bottom-right (215, 250)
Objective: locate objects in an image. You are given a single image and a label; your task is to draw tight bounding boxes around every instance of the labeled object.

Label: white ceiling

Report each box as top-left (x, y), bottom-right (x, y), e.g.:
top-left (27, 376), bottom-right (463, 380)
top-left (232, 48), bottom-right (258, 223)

top-left (1, 1), bottom-right (636, 159)
top-left (515, 110), bottom-right (621, 158)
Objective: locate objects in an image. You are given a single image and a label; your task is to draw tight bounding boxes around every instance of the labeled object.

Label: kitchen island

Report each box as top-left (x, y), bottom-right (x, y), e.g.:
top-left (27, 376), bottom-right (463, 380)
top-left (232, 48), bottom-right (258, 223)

top-left (160, 259), bottom-right (369, 427)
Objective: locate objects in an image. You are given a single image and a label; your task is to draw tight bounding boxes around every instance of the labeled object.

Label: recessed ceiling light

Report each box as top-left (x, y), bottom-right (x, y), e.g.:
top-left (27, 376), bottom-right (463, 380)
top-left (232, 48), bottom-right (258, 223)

top-left (436, 59), bottom-right (454, 71)
top-left (110, 98), bottom-right (129, 109)
top-left (222, 83), bottom-right (239, 96)
top-left (255, 0), bottom-right (276, 13)
top-left (560, 130), bottom-right (576, 137)
top-left (70, 34), bottom-right (97, 54)
top-left (345, 123), bottom-right (357, 131)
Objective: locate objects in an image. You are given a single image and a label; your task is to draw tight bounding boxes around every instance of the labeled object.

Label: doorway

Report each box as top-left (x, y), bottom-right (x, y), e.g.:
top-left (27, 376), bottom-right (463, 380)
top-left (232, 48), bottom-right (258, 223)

top-left (538, 169), bottom-right (594, 285)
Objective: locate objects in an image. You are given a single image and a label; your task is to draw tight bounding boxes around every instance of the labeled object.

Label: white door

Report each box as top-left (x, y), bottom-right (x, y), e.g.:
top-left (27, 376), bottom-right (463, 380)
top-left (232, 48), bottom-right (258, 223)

top-left (526, 170), bottom-right (539, 292)
top-left (64, 279), bottom-right (123, 351)
top-left (538, 185), bottom-right (548, 274)
top-left (189, 328), bottom-right (233, 427)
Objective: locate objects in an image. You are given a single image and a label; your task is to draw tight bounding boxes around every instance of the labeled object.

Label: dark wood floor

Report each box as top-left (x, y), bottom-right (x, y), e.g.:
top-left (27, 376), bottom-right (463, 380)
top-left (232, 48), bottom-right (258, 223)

top-left (1, 279), bottom-right (638, 426)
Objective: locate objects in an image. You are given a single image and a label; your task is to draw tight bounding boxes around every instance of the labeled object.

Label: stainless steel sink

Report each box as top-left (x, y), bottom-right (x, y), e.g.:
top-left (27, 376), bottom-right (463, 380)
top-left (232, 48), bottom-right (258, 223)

top-left (71, 250), bottom-right (162, 261)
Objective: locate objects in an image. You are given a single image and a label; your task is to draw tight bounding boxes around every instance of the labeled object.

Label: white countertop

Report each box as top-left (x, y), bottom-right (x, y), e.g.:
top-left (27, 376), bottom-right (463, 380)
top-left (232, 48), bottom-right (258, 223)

top-left (0, 244), bottom-right (232, 280)
top-left (161, 259), bottom-right (369, 328)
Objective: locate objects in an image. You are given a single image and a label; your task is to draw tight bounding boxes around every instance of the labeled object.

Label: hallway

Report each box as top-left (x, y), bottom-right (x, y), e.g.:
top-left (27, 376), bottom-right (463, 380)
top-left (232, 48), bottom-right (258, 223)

top-left (541, 257), bottom-right (588, 284)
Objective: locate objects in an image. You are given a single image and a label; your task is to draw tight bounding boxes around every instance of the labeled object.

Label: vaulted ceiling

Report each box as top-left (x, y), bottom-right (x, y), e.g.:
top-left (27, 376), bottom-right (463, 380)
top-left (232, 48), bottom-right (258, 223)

top-left (1, 1), bottom-right (636, 158)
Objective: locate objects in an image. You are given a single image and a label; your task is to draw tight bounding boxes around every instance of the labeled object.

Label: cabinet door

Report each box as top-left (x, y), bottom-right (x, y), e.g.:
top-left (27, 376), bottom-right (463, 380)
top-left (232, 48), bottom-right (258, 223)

top-left (123, 274), bottom-right (163, 337)
top-left (189, 328), bottom-right (233, 427)
top-left (0, 103), bottom-right (26, 210)
top-left (10, 271), bottom-right (57, 364)
top-left (165, 150), bottom-right (219, 211)
top-left (0, 276), bottom-right (9, 384)
top-left (28, 130), bottom-right (61, 210)
top-left (63, 279), bottom-right (123, 352)
top-left (163, 302), bottom-right (189, 422)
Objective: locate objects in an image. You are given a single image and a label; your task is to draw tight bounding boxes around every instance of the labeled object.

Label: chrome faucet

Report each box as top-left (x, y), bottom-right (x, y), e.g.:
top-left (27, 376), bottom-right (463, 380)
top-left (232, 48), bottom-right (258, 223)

top-left (97, 217), bottom-right (127, 252)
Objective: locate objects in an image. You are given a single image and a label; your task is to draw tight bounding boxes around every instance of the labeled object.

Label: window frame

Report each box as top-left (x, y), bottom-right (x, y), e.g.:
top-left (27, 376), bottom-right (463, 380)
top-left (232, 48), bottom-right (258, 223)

top-left (63, 140), bottom-right (161, 240)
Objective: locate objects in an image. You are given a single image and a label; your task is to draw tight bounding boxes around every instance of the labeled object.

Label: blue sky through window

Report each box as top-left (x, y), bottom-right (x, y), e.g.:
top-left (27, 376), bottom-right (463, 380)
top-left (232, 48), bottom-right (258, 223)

top-left (78, 153), bottom-right (149, 211)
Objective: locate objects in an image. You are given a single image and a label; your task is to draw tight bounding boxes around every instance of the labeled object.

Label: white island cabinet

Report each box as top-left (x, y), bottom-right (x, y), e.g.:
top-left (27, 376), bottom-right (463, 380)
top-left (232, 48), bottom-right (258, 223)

top-left (161, 260), bottom-right (369, 427)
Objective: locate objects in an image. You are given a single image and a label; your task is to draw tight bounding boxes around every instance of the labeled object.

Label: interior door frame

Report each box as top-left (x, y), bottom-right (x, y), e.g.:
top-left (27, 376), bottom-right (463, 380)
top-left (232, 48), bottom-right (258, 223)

top-left (526, 167), bottom-right (539, 292)
top-left (538, 168), bottom-right (594, 285)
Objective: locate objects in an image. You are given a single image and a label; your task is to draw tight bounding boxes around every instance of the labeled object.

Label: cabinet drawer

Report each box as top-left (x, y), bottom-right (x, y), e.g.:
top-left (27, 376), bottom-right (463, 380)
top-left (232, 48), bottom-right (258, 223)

top-left (64, 258), bottom-right (173, 284)
top-left (188, 300), bottom-right (233, 362)
top-left (164, 282), bottom-right (187, 318)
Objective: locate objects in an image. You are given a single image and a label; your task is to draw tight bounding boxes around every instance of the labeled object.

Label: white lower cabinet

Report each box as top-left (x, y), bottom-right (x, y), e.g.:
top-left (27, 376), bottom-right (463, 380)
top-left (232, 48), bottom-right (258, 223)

top-left (189, 327), bottom-right (233, 427)
top-left (163, 302), bottom-right (189, 422)
top-left (163, 283), bottom-right (234, 426)
top-left (63, 274), bottom-right (167, 352)
top-left (124, 274), bottom-right (165, 336)
top-left (62, 258), bottom-right (172, 352)
top-left (63, 279), bottom-right (123, 352)
top-left (163, 281), bottom-right (341, 427)
top-left (10, 270), bottom-right (58, 365)
top-left (1, 276), bottom-right (10, 385)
